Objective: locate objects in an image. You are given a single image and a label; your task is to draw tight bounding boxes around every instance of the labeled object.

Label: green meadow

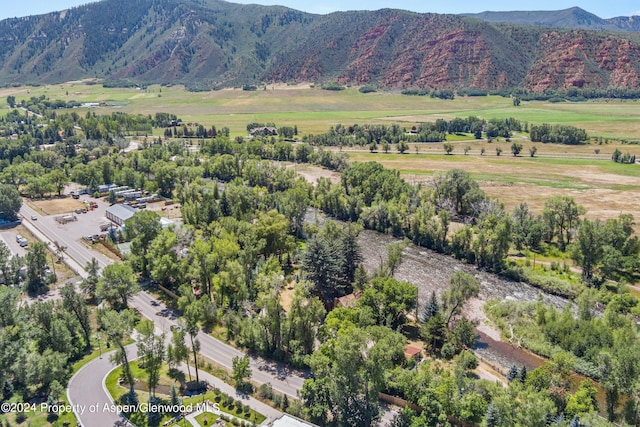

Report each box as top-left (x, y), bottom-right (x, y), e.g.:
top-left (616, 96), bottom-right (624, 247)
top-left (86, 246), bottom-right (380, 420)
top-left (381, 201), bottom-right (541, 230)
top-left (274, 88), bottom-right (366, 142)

top-left (1, 82), bottom-right (639, 222)
top-left (2, 83), bottom-right (640, 139)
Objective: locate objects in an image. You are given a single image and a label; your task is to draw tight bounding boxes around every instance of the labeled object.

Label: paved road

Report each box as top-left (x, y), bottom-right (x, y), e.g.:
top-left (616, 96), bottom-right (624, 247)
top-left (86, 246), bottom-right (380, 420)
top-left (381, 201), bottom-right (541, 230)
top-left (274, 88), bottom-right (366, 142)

top-left (131, 292), bottom-right (305, 398)
top-left (20, 202), bottom-right (112, 277)
top-left (21, 202), bottom-right (305, 424)
top-left (67, 345), bottom-right (136, 427)
top-left (68, 343), bottom-right (281, 427)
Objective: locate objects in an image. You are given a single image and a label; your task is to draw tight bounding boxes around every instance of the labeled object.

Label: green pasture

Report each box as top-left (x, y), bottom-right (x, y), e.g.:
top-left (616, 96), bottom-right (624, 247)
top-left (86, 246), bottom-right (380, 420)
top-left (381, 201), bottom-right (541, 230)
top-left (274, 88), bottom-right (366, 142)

top-left (3, 83), bottom-right (640, 139)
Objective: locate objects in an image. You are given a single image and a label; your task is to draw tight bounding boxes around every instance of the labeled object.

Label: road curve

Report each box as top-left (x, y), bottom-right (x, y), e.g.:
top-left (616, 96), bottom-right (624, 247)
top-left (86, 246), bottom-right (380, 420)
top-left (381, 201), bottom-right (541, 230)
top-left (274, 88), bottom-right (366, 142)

top-left (21, 202), bottom-right (305, 422)
top-left (67, 345), bottom-right (137, 427)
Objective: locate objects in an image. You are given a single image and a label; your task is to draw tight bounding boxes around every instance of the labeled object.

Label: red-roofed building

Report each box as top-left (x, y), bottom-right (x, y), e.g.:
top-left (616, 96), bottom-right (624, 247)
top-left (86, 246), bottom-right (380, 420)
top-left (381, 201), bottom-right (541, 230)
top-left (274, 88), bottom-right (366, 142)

top-left (405, 345), bottom-right (422, 362)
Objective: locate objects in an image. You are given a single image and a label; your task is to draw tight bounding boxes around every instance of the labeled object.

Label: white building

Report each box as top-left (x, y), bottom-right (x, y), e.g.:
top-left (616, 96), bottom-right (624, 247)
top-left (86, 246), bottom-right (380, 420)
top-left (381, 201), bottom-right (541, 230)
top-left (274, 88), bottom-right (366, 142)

top-left (267, 414), bottom-right (319, 427)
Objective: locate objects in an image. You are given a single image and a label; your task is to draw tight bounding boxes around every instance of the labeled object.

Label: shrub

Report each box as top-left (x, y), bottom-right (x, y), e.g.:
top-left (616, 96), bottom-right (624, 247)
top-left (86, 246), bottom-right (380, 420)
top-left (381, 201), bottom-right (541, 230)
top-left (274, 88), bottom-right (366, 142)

top-left (257, 383), bottom-right (274, 400)
top-left (273, 394), bottom-right (283, 408)
top-left (321, 82), bottom-right (345, 91)
top-left (502, 264), bottom-right (577, 298)
top-left (359, 85), bottom-right (377, 93)
top-left (441, 343), bottom-right (456, 360)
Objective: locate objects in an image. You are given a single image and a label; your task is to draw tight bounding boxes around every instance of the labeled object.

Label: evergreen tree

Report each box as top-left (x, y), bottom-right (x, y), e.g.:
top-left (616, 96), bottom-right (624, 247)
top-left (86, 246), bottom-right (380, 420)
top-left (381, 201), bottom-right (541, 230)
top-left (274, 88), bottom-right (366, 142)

top-left (485, 403), bottom-right (499, 427)
top-left (570, 415), bottom-right (580, 427)
top-left (125, 388), bottom-right (138, 406)
top-left (220, 191), bottom-right (230, 216)
top-left (507, 364), bottom-right (519, 381)
top-left (147, 396), bottom-right (161, 425)
top-left (339, 224), bottom-right (362, 286)
top-left (420, 291), bottom-right (440, 323)
top-left (169, 385), bottom-right (180, 414)
top-left (421, 312), bottom-right (446, 353)
top-left (353, 264), bottom-right (368, 292)
top-left (519, 365), bottom-right (528, 383)
top-left (301, 235), bottom-right (345, 305)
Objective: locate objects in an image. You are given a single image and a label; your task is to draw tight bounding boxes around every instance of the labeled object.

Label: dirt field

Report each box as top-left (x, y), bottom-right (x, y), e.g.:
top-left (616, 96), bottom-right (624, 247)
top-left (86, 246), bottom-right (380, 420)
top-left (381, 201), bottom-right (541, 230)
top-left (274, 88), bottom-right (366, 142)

top-left (283, 162), bottom-right (340, 185)
top-left (145, 201), bottom-right (183, 220)
top-left (28, 197), bottom-right (86, 216)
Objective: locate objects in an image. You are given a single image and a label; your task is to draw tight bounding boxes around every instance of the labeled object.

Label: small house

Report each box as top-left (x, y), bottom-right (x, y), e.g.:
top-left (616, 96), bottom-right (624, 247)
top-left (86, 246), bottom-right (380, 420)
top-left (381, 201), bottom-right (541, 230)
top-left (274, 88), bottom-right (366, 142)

top-left (249, 126), bottom-right (278, 137)
top-left (405, 345), bottom-right (422, 362)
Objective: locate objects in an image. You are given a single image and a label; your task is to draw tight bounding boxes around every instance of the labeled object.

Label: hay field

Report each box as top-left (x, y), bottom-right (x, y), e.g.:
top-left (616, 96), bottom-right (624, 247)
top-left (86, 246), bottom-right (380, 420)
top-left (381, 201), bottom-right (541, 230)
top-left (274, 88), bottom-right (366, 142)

top-left (346, 150), bottom-right (640, 225)
top-left (1, 83), bottom-right (640, 139)
top-left (2, 82), bottom-right (640, 221)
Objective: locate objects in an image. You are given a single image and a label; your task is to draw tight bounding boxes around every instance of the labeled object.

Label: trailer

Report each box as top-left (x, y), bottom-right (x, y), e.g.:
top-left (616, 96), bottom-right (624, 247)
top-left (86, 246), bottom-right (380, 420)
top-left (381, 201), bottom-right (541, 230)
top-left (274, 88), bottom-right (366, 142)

top-left (109, 186), bottom-right (130, 194)
top-left (123, 191), bottom-right (142, 200)
top-left (55, 214), bottom-right (77, 224)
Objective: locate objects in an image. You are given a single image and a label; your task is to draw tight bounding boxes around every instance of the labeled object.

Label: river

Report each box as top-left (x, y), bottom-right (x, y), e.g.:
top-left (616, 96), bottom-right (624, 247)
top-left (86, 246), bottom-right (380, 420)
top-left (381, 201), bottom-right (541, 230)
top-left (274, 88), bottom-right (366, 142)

top-left (306, 209), bottom-right (570, 371)
top-left (355, 229), bottom-right (570, 370)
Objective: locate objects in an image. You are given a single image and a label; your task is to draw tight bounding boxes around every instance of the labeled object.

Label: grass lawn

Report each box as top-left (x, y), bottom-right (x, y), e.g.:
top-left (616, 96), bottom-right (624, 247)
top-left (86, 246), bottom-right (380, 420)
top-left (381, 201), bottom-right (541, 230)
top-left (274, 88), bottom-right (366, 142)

top-left (105, 361), bottom-right (265, 427)
top-left (0, 395), bottom-right (78, 427)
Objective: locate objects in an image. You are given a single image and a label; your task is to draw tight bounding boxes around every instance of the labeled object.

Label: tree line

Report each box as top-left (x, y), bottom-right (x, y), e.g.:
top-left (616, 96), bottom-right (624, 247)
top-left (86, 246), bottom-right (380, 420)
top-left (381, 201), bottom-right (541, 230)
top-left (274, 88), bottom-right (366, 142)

top-left (1, 112), bottom-right (637, 426)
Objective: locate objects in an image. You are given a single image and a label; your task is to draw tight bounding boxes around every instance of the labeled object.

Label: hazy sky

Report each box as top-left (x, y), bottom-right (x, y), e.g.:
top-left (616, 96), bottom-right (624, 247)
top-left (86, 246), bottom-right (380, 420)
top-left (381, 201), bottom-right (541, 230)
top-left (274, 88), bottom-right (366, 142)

top-left (1, 0), bottom-right (639, 21)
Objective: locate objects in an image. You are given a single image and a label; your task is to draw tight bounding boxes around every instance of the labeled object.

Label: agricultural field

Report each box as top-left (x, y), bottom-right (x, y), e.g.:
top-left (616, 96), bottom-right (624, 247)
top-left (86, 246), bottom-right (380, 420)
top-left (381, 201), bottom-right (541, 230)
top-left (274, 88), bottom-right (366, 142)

top-left (4, 81), bottom-right (640, 427)
top-left (3, 82), bottom-right (638, 225)
top-left (1, 83), bottom-right (640, 139)
top-left (345, 149), bottom-right (640, 227)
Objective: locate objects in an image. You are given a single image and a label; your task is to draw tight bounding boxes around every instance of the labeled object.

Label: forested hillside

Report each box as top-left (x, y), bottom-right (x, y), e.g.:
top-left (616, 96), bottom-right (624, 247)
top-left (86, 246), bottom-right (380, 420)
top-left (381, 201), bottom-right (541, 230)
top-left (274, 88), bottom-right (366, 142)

top-left (1, 0), bottom-right (640, 91)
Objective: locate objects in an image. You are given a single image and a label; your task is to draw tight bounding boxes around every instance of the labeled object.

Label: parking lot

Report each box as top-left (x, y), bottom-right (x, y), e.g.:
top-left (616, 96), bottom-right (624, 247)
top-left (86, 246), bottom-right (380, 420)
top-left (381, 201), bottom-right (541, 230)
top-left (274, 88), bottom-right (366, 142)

top-left (0, 230), bottom-right (28, 258)
top-left (17, 194), bottom-right (117, 275)
top-left (33, 194), bottom-right (110, 247)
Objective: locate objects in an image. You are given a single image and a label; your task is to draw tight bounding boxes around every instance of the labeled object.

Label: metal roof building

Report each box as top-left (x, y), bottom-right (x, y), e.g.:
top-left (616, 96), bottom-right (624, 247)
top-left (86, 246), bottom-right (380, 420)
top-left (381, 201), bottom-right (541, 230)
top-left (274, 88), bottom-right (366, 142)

top-left (105, 204), bottom-right (137, 226)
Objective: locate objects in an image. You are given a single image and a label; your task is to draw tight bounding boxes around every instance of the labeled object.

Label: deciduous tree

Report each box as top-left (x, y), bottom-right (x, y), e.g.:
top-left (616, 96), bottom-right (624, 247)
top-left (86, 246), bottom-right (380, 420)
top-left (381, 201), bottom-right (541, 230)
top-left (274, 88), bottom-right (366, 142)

top-left (232, 354), bottom-right (252, 392)
top-left (136, 320), bottom-right (165, 397)
top-left (125, 210), bottom-right (161, 277)
top-left (60, 283), bottom-right (91, 349)
top-left (0, 184), bottom-right (21, 221)
top-left (96, 262), bottom-right (139, 310)
top-left (441, 271), bottom-right (479, 327)
top-left (25, 242), bottom-right (48, 295)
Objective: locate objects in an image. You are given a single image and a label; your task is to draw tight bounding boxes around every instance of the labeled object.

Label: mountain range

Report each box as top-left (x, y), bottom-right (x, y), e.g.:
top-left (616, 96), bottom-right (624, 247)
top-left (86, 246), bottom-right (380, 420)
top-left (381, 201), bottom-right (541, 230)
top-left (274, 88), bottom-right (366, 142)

top-left (2, 0), bottom-right (640, 91)
top-left (465, 7), bottom-right (640, 33)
